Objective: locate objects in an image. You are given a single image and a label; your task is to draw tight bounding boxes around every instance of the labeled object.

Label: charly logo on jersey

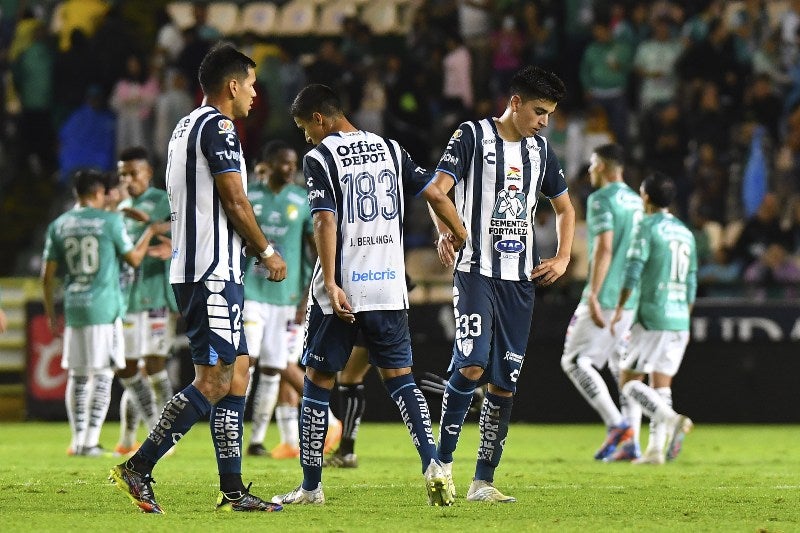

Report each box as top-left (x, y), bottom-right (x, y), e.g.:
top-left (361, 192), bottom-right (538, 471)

top-left (218, 119), bottom-right (234, 133)
top-left (494, 239), bottom-right (525, 254)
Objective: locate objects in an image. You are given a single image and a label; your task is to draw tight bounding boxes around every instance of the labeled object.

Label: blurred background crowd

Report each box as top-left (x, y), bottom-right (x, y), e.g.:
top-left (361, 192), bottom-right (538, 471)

top-left (0, 0), bottom-right (798, 300)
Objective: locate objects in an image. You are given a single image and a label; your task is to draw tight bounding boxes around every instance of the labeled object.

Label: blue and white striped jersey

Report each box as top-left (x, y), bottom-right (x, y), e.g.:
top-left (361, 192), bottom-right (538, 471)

top-left (166, 105), bottom-right (248, 284)
top-left (304, 130), bottom-right (432, 313)
top-left (435, 119), bottom-right (568, 281)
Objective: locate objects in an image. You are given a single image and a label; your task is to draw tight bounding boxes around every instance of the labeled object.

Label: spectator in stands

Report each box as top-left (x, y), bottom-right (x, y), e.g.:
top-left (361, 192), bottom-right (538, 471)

top-left (579, 16), bottom-right (634, 145)
top-left (53, 29), bottom-right (94, 126)
top-left (10, 14), bottom-right (55, 179)
top-left (744, 74), bottom-right (784, 143)
top-left (686, 142), bottom-right (728, 225)
top-left (154, 6), bottom-right (185, 67)
top-left (520, 0), bottom-right (558, 73)
top-left (58, 85), bottom-right (116, 187)
top-left (153, 69), bottom-right (193, 178)
top-left (489, 14), bottom-right (524, 108)
top-left (110, 53), bottom-right (159, 156)
top-left (730, 192), bottom-right (793, 273)
top-left (633, 15), bottom-right (683, 114)
top-left (442, 32), bottom-right (473, 114)
top-left (688, 82), bottom-right (731, 152)
top-left (54, 0), bottom-right (109, 52)
top-left (641, 101), bottom-right (689, 216)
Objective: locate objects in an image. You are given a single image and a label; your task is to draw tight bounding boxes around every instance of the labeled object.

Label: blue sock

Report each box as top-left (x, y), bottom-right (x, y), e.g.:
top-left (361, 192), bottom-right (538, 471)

top-left (300, 377), bottom-right (330, 491)
top-left (437, 371), bottom-right (477, 464)
top-left (211, 394), bottom-right (246, 493)
top-left (474, 392), bottom-right (513, 483)
top-left (134, 384), bottom-right (211, 472)
top-left (385, 373), bottom-right (437, 473)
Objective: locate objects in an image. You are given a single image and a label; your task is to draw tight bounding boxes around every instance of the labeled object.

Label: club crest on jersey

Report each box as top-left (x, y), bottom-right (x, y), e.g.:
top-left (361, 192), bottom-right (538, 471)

top-left (218, 119), bottom-right (234, 133)
top-left (287, 205), bottom-right (299, 220)
top-left (460, 338), bottom-right (474, 357)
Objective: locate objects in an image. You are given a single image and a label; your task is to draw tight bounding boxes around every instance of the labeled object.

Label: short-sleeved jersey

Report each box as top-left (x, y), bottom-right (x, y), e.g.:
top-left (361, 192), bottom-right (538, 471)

top-left (304, 130), bottom-right (432, 313)
top-left (623, 212), bottom-right (697, 331)
top-left (43, 206), bottom-right (134, 327)
top-left (581, 182), bottom-right (644, 309)
top-left (435, 119), bottom-right (568, 281)
top-left (166, 105), bottom-right (248, 284)
top-left (125, 187), bottom-right (172, 312)
top-left (243, 181), bottom-right (313, 306)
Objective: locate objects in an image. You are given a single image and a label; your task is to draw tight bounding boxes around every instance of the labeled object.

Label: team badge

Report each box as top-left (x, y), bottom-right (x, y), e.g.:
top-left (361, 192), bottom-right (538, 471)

top-left (461, 338), bottom-right (473, 357)
top-left (287, 205), bottom-right (299, 220)
top-left (218, 119), bottom-right (234, 133)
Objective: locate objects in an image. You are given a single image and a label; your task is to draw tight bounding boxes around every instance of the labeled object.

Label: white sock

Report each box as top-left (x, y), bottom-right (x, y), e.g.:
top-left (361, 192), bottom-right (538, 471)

top-left (148, 369), bottom-right (173, 410)
top-left (83, 368), bottom-right (113, 448)
top-left (118, 389), bottom-right (140, 448)
top-left (649, 387), bottom-right (673, 453)
top-left (620, 386), bottom-right (642, 446)
top-left (119, 373), bottom-right (158, 428)
top-left (275, 403), bottom-right (299, 446)
top-left (622, 380), bottom-right (677, 425)
top-left (250, 373), bottom-right (280, 445)
top-left (563, 356), bottom-right (623, 427)
top-left (66, 369), bottom-right (90, 452)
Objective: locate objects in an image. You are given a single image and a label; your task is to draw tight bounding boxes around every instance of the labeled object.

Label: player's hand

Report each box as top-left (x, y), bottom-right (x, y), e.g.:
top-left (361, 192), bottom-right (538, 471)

top-left (294, 303), bottom-right (307, 325)
top-left (147, 235), bottom-right (173, 260)
top-left (121, 207), bottom-right (150, 223)
top-left (149, 221), bottom-right (171, 235)
top-left (588, 294), bottom-right (606, 328)
top-left (609, 307), bottom-right (623, 336)
top-left (437, 233), bottom-right (457, 267)
top-left (530, 254), bottom-right (570, 286)
top-left (326, 283), bottom-right (354, 323)
top-left (263, 252), bottom-right (287, 282)
top-left (0, 308), bottom-right (7, 334)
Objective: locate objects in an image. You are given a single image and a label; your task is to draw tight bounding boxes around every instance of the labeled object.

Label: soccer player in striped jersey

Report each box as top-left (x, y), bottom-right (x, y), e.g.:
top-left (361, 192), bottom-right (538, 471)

top-left (431, 66), bottom-right (575, 503)
top-left (271, 84), bottom-right (467, 507)
top-left (42, 169), bottom-right (157, 457)
top-left (610, 172), bottom-right (696, 464)
top-left (110, 43), bottom-right (286, 514)
top-left (560, 144), bottom-right (644, 461)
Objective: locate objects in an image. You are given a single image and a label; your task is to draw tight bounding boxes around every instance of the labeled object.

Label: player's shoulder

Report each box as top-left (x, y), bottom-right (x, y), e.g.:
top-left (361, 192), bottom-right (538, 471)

top-left (285, 183), bottom-right (308, 205)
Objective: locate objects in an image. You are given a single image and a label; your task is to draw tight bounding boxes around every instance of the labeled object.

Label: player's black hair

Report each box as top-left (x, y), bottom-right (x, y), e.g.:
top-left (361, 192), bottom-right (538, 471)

top-left (72, 169), bottom-right (107, 197)
top-left (118, 146), bottom-right (150, 163)
top-left (510, 65), bottom-right (566, 103)
top-left (198, 42), bottom-right (256, 96)
top-left (642, 171), bottom-right (676, 208)
top-left (260, 139), bottom-right (293, 163)
top-left (594, 143), bottom-right (625, 167)
top-left (290, 84), bottom-right (343, 120)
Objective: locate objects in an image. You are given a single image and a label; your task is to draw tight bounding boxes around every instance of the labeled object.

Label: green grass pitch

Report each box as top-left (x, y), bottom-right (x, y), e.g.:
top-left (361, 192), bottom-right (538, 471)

top-left (2, 422), bottom-right (799, 532)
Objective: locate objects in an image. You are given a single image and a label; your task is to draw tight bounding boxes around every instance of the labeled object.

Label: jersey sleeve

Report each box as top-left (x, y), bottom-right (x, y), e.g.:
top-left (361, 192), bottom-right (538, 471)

top-left (623, 218), bottom-right (649, 290)
top-left (304, 153), bottom-right (336, 213)
top-left (687, 232), bottom-right (698, 306)
top-left (200, 116), bottom-right (243, 175)
top-left (396, 144), bottom-right (433, 197)
top-left (434, 123), bottom-right (474, 184)
top-left (540, 142), bottom-right (568, 198)
top-left (111, 213), bottom-right (135, 256)
top-left (42, 221), bottom-right (62, 263)
top-left (587, 194), bottom-right (613, 235)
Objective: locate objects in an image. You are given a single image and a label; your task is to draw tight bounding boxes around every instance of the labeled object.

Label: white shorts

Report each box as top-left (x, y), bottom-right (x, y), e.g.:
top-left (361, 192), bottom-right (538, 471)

top-left (243, 300), bottom-right (302, 370)
top-left (562, 304), bottom-right (635, 370)
top-left (123, 308), bottom-right (176, 359)
top-left (620, 324), bottom-right (690, 377)
top-left (62, 318), bottom-right (125, 370)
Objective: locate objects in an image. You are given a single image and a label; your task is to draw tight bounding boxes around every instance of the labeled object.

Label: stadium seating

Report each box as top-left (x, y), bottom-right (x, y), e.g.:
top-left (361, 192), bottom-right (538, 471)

top-left (240, 2), bottom-right (279, 36)
top-left (166, 1), bottom-right (196, 29)
top-left (207, 2), bottom-right (241, 35)
top-left (274, 0), bottom-right (317, 35)
top-left (360, 0), bottom-right (401, 35)
top-left (317, 0), bottom-right (359, 36)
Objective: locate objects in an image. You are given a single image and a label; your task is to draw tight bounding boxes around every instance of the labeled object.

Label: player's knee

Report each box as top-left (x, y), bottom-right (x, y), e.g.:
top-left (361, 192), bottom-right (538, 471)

top-left (458, 366), bottom-right (483, 381)
top-left (560, 352), bottom-right (578, 373)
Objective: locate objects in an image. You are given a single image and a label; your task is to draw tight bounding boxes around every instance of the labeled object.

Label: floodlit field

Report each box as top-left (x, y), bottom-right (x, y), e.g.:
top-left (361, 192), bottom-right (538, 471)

top-left (2, 422), bottom-right (799, 532)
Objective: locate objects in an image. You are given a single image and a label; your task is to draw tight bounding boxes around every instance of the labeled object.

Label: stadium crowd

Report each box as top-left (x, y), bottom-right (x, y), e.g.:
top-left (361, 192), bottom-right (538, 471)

top-left (1, 0), bottom-right (799, 298)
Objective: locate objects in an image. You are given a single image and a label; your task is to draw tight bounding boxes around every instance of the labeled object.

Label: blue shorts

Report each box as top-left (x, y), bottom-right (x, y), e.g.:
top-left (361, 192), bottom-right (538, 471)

top-left (450, 271), bottom-right (535, 393)
top-left (302, 305), bottom-right (412, 373)
top-left (173, 277), bottom-right (248, 366)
